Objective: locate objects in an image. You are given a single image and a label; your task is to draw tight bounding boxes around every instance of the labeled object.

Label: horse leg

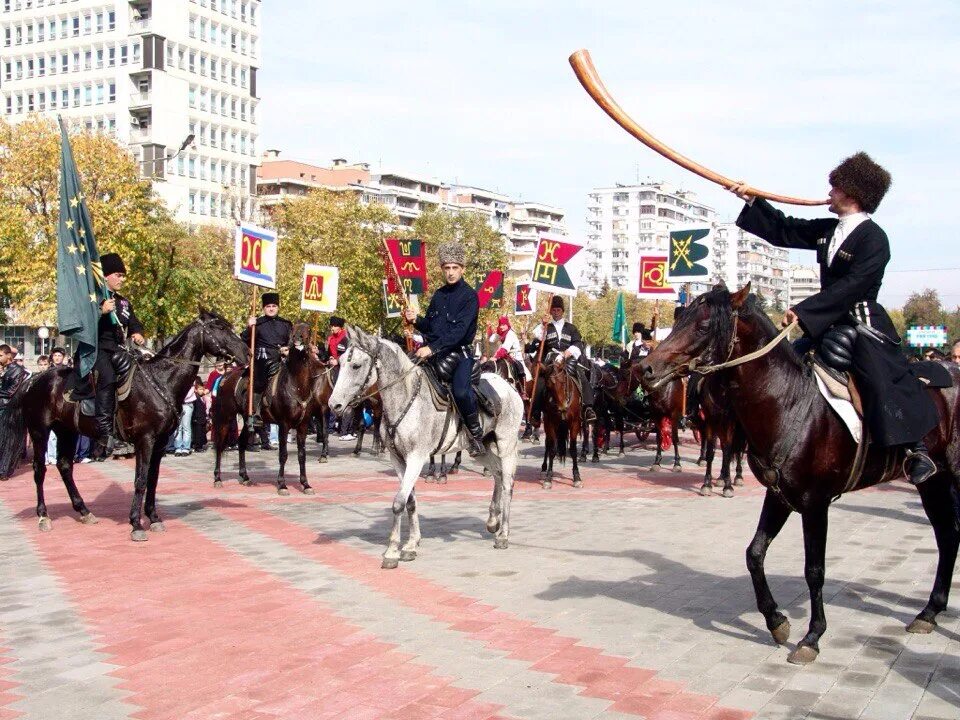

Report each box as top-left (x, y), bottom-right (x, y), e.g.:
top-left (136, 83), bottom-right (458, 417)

top-left (697, 427), bottom-right (707, 466)
top-left (591, 420), bottom-right (600, 463)
top-left (213, 418), bottom-right (227, 488)
top-left (238, 420), bottom-right (252, 486)
top-left (787, 504), bottom-right (829, 664)
top-left (733, 428), bottom-right (746, 486)
top-left (540, 435), bottom-right (552, 489)
top-left (276, 423), bottom-right (290, 496)
top-left (31, 427), bottom-right (51, 531)
top-left (650, 421), bottom-right (662, 472)
top-left (578, 421), bottom-right (588, 463)
top-left (144, 437), bottom-right (166, 531)
top-left (671, 419), bottom-right (682, 472)
top-left (907, 474), bottom-right (960, 633)
top-left (700, 432), bottom-right (716, 496)
top-left (450, 451), bottom-right (461, 474)
top-left (384, 454), bottom-right (424, 569)
top-left (352, 421), bottom-right (364, 456)
top-left (571, 420), bottom-right (583, 488)
top-left (399, 489), bottom-right (421, 562)
top-left (718, 439), bottom-right (734, 498)
top-left (438, 455), bottom-right (448, 485)
top-left (321, 413), bottom-right (330, 462)
top-left (129, 440), bottom-right (152, 542)
top-left (734, 450), bottom-right (745, 486)
top-left (493, 452), bottom-right (516, 550)
top-left (746, 490), bottom-right (793, 646)
top-left (297, 425), bottom-right (313, 494)
top-left (51, 428), bottom-right (94, 526)
top-left (424, 455), bottom-right (436, 483)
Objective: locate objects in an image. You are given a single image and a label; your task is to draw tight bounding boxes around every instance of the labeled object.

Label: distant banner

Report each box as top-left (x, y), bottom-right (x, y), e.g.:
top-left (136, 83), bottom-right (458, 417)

top-left (906, 325), bottom-right (947, 348)
top-left (530, 232), bottom-right (585, 296)
top-left (475, 269), bottom-right (504, 310)
top-left (234, 223), bottom-right (278, 288)
top-left (382, 280), bottom-right (403, 319)
top-left (666, 227), bottom-right (711, 282)
top-left (637, 255), bottom-right (676, 299)
top-left (300, 264), bottom-right (339, 312)
top-left (514, 282), bottom-right (535, 315)
top-left (384, 237), bottom-right (427, 296)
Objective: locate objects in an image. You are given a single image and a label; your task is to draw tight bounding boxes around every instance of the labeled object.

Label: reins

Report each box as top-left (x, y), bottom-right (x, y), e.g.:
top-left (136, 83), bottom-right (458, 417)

top-left (691, 319), bottom-right (798, 375)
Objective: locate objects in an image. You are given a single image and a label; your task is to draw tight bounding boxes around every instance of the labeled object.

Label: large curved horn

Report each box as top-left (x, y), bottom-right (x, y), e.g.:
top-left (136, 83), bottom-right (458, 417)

top-left (569, 49), bottom-right (828, 207)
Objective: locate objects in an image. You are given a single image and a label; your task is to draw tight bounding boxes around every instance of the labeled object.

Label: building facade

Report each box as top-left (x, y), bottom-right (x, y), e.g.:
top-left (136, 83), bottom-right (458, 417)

top-left (788, 264), bottom-right (821, 308)
top-left (1, 0), bottom-right (261, 227)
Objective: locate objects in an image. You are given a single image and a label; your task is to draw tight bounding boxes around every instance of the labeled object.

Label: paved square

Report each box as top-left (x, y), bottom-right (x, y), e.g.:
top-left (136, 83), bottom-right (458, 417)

top-left (0, 434), bottom-right (957, 719)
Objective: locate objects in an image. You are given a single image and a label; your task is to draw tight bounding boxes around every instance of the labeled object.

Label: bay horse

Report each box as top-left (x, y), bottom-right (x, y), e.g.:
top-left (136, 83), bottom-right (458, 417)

top-left (0, 311), bottom-right (247, 540)
top-left (697, 375), bottom-right (746, 498)
top-left (212, 323), bottom-right (328, 495)
top-left (539, 363), bottom-right (584, 489)
top-left (640, 284), bottom-right (960, 664)
top-left (328, 326), bottom-right (524, 567)
top-left (623, 362), bottom-right (687, 472)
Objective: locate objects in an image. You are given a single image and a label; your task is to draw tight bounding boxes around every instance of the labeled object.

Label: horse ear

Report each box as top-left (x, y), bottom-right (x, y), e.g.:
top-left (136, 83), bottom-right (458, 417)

top-left (731, 282), bottom-right (751, 309)
top-left (198, 306), bottom-right (209, 319)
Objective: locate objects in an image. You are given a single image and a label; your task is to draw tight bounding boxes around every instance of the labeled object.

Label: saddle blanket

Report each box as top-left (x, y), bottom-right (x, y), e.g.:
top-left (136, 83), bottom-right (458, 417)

top-left (813, 372), bottom-right (861, 444)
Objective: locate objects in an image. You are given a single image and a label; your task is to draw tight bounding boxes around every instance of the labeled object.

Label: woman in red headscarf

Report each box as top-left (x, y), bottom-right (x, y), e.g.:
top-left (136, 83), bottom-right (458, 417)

top-left (489, 315), bottom-right (530, 380)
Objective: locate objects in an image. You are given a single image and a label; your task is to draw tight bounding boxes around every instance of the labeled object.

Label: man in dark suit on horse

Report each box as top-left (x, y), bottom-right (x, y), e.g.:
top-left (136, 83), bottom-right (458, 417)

top-left (728, 152), bottom-right (937, 485)
top-left (402, 241), bottom-right (485, 457)
top-left (241, 291), bottom-right (292, 451)
top-left (526, 294), bottom-right (597, 433)
top-left (91, 252), bottom-right (146, 460)
top-left (628, 321), bottom-right (653, 362)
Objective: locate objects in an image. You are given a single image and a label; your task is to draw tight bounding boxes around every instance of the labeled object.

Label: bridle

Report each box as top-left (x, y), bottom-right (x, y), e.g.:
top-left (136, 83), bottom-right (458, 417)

top-left (154, 317), bottom-right (244, 367)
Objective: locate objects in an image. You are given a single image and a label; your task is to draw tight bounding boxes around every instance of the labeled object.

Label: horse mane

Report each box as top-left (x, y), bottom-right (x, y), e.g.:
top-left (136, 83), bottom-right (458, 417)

top-left (148, 311), bottom-right (233, 363)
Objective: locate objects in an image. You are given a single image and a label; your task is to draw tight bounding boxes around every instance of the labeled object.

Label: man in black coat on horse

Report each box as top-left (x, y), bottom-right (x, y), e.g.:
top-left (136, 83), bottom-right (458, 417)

top-left (91, 252), bottom-right (146, 460)
top-left (241, 291), bottom-right (291, 451)
top-left (402, 241), bottom-right (485, 457)
top-left (728, 152), bottom-right (937, 484)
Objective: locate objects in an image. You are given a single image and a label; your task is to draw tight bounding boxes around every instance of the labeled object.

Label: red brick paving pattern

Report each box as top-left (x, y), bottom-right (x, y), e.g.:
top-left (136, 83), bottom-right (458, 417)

top-left (0, 639), bottom-right (21, 720)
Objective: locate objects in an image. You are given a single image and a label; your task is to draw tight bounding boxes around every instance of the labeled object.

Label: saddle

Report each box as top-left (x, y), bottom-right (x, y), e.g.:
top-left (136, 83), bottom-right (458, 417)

top-left (422, 363), bottom-right (501, 417)
top-left (234, 364), bottom-right (283, 408)
top-left (64, 351), bottom-right (137, 417)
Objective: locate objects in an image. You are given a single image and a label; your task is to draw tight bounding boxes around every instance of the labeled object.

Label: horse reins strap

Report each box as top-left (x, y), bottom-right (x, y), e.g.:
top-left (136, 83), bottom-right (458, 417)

top-left (694, 320), bottom-right (798, 375)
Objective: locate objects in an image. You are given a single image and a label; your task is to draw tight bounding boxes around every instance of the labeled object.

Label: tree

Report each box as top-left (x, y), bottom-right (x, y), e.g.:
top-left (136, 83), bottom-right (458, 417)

top-left (903, 289), bottom-right (944, 328)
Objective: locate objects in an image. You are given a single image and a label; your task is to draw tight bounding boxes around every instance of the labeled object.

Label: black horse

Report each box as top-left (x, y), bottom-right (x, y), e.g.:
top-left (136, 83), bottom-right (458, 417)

top-left (0, 311), bottom-right (248, 541)
top-left (641, 284), bottom-right (960, 663)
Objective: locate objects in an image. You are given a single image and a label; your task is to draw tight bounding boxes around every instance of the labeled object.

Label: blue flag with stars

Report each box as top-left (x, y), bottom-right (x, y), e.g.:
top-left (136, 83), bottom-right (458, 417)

top-left (55, 116), bottom-right (109, 378)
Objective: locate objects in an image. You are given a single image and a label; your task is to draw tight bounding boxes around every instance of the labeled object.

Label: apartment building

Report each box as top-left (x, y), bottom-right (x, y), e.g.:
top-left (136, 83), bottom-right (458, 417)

top-left (714, 223), bottom-right (790, 309)
top-left (788, 264), bottom-right (820, 307)
top-left (1, 0), bottom-right (261, 227)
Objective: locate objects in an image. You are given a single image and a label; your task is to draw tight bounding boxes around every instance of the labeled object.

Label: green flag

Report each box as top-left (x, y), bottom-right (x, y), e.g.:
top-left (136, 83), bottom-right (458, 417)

top-left (611, 292), bottom-right (627, 348)
top-left (56, 116), bottom-right (109, 377)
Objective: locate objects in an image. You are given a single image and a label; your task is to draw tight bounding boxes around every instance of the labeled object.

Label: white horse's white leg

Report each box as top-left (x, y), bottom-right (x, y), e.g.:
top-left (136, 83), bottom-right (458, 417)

top-left (384, 453), bottom-right (424, 569)
top-left (486, 459), bottom-right (503, 535)
top-left (494, 450), bottom-right (517, 550)
top-left (400, 488), bottom-right (421, 561)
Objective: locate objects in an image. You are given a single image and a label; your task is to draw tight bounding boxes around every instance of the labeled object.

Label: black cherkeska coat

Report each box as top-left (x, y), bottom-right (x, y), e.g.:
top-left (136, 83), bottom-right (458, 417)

top-left (736, 198), bottom-right (936, 447)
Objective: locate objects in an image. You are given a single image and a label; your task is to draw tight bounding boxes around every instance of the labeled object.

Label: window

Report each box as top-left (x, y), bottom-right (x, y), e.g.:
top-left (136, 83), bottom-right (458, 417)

top-left (108, 82), bottom-right (115, 102)
top-left (72, 51), bottom-right (79, 70)
top-left (37, 57), bottom-right (44, 75)
top-left (188, 86), bottom-right (196, 107)
top-left (108, 47), bottom-right (115, 66)
top-left (15, 60), bottom-right (21, 79)
top-left (7, 96), bottom-right (13, 115)
top-left (72, 16), bottom-right (79, 37)
top-left (108, 11), bottom-right (115, 31)
top-left (73, 87), bottom-right (80, 107)
top-left (37, 22), bottom-right (43, 41)
top-left (4, 28), bottom-right (10, 47)
top-left (189, 16), bottom-right (196, 38)
top-left (83, 14), bottom-right (91, 35)
top-left (188, 156), bottom-right (197, 178)
top-left (84, 50), bottom-right (91, 70)
top-left (26, 58), bottom-right (33, 77)
top-left (132, 42), bottom-right (139, 63)
top-left (84, 85), bottom-right (91, 105)
top-left (188, 51), bottom-right (195, 72)
top-left (189, 191), bottom-right (196, 214)
top-left (61, 88), bottom-right (68, 106)
top-left (240, 68), bottom-right (246, 88)
top-left (120, 44), bottom-right (127, 64)
top-left (96, 48), bottom-right (103, 68)
top-left (61, 53), bottom-right (68, 72)
top-left (95, 83), bottom-right (103, 104)
top-left (95, 12), bottom-right (103, 33)
top-left (27, 92), bottom-right (34, 112)
top-left (61, 18), bottom-right (67, 37)
top-left (49, 89), bottom-right (56, 109)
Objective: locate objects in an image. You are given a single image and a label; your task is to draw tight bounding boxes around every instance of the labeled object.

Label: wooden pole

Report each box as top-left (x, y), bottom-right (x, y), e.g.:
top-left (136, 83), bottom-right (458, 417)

top-left (247, 286), bottom-right (258, 416)
top-left (381, 238), bottom-right (414, 353)
top-left (310, 313), bottom-right (320, 348)
top-left (526, 296), bottom-right (549, 423)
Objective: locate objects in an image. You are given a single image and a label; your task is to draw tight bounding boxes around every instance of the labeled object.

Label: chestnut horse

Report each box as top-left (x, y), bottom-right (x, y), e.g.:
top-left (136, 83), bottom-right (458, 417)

top-left (640, 284), bottom-right (960, 664)
top-left (539, 363), bottom-right (584, 489)
top-left (696, 375), bottom-right (746, 497)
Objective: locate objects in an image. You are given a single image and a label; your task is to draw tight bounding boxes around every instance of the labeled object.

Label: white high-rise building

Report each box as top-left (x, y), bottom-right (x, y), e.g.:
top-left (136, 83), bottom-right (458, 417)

top-left (788, 264), bottom-right (820, 307)
top-left (714, 223), bottom-right (790, 309)
top-left (584, 181), bottom-right (716, 294)
top-left (1, 0), bottom-right (261, 227)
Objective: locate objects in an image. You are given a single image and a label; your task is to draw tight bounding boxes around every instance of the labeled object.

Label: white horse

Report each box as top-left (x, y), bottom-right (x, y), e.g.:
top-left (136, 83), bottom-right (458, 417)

top-left (329, 326), bottom-right (524, 568)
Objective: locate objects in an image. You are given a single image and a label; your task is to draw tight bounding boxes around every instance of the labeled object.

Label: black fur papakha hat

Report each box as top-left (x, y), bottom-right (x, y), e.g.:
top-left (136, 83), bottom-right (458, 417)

top-left (261, 292), bottom-right (280, 307)
top-left (828, 152), bottom-right (892, 214)
top-left (550, 295), bottom-right (565, 311)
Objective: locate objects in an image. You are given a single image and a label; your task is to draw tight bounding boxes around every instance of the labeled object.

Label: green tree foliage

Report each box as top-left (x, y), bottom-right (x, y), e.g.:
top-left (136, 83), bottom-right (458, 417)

top-left (903, 288), bottom-right (944, 327)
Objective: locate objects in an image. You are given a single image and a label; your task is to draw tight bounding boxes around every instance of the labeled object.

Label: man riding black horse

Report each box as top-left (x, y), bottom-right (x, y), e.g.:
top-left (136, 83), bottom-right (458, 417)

top-left (402, 241), bottom-right (485, 457)
top-left (241, 291), bottom-right (292, 451)
top-left (727, 151), bottom-right (937, 485)
top-left (91, 252), bottom-right (146, 460)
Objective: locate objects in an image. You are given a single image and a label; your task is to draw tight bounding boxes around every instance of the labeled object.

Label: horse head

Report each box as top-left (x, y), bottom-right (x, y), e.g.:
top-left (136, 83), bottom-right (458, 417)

top-left (639, 283), bottom-right (753, 390)
top-left (196, 309), bottom-right (249, 364)
top-left (290, 322), bottom-right (312, 351)
top-left (544, 362), bottom-right (577, 414)
top-left (328, 325), bottom-right (382, 416)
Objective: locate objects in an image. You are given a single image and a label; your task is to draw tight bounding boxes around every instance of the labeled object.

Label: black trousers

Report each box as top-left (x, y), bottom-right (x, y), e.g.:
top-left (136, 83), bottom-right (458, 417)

top-left (451, 356), bottom-right (477, 420)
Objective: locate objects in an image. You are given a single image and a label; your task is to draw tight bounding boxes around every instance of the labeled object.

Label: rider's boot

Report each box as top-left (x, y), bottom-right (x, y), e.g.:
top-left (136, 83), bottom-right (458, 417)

top-left (259, 426), bottom-right (273, 451)
top-left (464, 411), bottom-right (486, 458)
top-left (250, 392), bottom-right (264, 428)
top-left (905, 440), bottom-right (937, 485)
top-left (521, 423), bottom-right (533, 440)
top-left (91, 384), bottom-right (116, 462)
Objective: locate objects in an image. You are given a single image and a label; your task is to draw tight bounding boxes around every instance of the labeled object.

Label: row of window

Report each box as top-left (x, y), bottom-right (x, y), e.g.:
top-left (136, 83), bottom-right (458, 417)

top-left (4, 82), bottom-right (117, 114)
top-left (188, 190), bottom-right (253, 220)
top-left (188, 13), bottom-right (257, 57)
top-left (189, 0), bottom-right (258, 26)
top-left (4, 41), bottom-right (139, 80)
top-left (3, 8), bottom-right (116, 46)
top-left (188, 84), bottom-right (254, 124)
top-left (187, 119), bottom-right (257, 158)
top-left (166, 41), bottom-right (251, 91)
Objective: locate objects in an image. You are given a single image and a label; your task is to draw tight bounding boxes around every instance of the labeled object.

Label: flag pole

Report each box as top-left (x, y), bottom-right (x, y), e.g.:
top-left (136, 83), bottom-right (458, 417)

top-left (310, 313), bottom-right (320, 348)
top-left (381, 238), bottom-right (414, 353)
top-left (527, 294), bottom-right (549, 424)
top-left (247, 286), bottom-right (258, 416)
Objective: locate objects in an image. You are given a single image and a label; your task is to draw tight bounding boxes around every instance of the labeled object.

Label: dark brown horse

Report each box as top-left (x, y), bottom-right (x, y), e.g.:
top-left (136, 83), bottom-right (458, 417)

top-left (622, 361), bottom-right (688, 472)
top-left (212, 323), bottom-right (329, 495)
top-left (696, 374), bottom-right (746, 498)
top-left (640, 284), bottom-right (960, 664)
top-left (540, 363), bottom-right (583, 489)
top-left (0, 311), bottom-right (247, 540)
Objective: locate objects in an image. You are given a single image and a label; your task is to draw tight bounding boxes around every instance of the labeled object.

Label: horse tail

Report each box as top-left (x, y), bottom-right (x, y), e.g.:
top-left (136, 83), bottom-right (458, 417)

top-left (0, 377), bottom-right (32, 478)
top-left (557, 421), bottom-right (568, 465)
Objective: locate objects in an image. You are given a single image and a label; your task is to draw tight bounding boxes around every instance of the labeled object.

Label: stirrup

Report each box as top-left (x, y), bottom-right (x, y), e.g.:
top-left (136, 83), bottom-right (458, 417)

top-left (904, 449), bottom-right (937, 485)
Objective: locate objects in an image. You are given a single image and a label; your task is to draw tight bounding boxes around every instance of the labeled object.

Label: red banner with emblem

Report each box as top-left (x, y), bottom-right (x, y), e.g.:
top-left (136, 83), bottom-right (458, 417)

top-left (474, 270), bottom-right (504, 310)
top-left (383, 237), bottom-right (427, 296)
top-left (637, 254), bottom-right (675, 299)
top-left (514, 282), bottom-right (535, 315)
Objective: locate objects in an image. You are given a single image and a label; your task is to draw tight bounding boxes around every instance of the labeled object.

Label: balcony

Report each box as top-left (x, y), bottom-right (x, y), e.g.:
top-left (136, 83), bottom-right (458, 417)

top-left (129, 90), bottom-right (151, 109)
top-left (130, 126), bottom-right (152, 143)
top-left (130, 17), bottom-right (152, 34)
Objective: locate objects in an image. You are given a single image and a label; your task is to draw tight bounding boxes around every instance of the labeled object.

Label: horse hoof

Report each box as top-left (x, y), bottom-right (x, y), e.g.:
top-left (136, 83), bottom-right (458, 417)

top-left (449, 467), bottom-right (459, 474)
top-left (787, 645), bottom-right (819, 665)
top-left (381, 557), bottom-right (400, 570)
top-left (150, 522), bottom-right (165, 533)
top-left (131, 530), bottom-right (149, 542)
top-left (590, 456), bottom-right (599, 464)
top-left (542, 481), bottom-right (552, 490)
top-left (573, 479), bottom-right (583, 488)
top-left (734, 477), bottom-right (744, 486)
top-left (699, 485), bottom-right (711, 496)
top-left (771, 620), bottom-right (791, 645)
top-left (494, 537), bottom-right (509, 550)
top-left (213, 480), bottom-right (223, 489)
top-left (617, 451), bottom-right (625, 457)
top-left (649, 465), bottom-right (661, 473)
top-left (399, 550), bottom-right (417, 562)
top-left (277, 487), bottom-right (290, 496)
top-left (906, 618), bottom-right (936, 634)
top-left (80, 513), bottom-right (98, 525)
top-left (672, 464), bottom-right (683, 473)
top-left (301, 486), bottom-right (315, 495)
top-left (486, 518), bottom-right (501, 534)
top-left (438, 475), bottom-right (448, 485)
top-left (722, 488), bottom-right (734, 498)
top-left (239, 478), bottom-right (252, 487)
top-left (424, 476), bottom-right (436, 484)
top-left (318, 456), bottom-right (328, 464)
top-left (697, 460), bottom-right (705, 467)
top-left (38, 517), bottom-right (52, 532)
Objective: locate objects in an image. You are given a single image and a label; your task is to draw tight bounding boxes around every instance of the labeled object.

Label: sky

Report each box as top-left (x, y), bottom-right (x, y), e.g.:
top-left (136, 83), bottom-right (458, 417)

top-left (259, 1), bottom-right (960, 308)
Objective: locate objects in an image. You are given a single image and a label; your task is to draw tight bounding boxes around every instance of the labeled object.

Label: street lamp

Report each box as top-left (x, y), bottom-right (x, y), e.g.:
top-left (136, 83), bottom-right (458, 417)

top-left (37, 325), bottom-right (50, 357)
top-left (138, 133), bottom-right (196, 177)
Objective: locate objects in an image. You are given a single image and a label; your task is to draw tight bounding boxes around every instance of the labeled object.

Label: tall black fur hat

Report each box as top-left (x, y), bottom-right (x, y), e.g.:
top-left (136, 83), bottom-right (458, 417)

top-left (550, 295), bottom-right (565, 311)
top-left (828, 152), bottom-right (892, 214)
top-left (100, 253), bottom-right (126, 276)
top-left (329, 315), bottom-right (345, 328)
top-left (632, 321), bottom-right (645, 334)
top-left (261, 292), bottom-right (280, 307)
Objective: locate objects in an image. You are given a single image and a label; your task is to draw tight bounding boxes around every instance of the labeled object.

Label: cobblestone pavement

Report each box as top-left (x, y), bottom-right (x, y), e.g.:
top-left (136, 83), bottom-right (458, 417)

top-left (0, 433), bottom-right (957, 720)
